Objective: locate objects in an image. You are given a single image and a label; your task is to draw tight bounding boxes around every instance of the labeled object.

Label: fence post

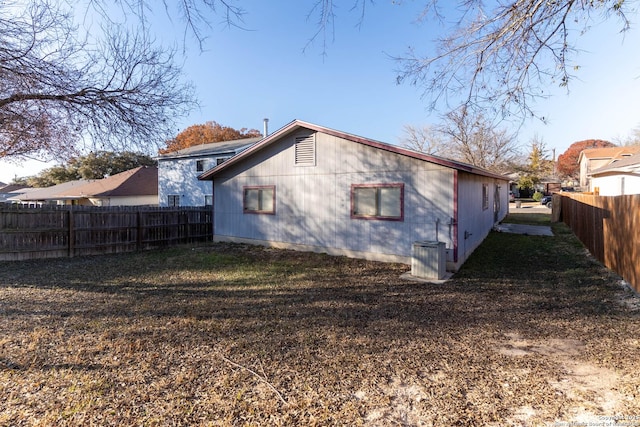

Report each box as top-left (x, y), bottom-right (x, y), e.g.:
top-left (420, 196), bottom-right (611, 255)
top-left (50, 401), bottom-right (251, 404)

top-left (137, 210), bottom-right (143, 251)
top-left (68, 209), bottom-right (75, 258)
top-left (1, 206), bottom-right (212, 260)
top-left (183, 211), bottom-right (190, 243)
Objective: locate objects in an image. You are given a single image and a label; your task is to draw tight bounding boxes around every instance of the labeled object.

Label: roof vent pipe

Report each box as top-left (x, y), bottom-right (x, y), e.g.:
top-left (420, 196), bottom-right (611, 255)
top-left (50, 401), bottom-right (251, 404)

top-left (263, 118), bottom-right (269, 137)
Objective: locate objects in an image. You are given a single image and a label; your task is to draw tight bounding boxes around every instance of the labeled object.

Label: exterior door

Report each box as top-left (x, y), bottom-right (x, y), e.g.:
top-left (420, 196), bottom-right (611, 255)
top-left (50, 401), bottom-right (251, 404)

top-left (493, 185), bottom-right (501, 223)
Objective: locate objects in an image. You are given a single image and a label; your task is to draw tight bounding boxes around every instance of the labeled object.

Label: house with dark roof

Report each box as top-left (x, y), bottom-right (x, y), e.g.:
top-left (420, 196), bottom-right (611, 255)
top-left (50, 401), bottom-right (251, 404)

top-left (156, 137), bottom-right (262, 207)
top-left (199, 120), bottom-right (510, 273)
top-left (9, 180), bottom-right (91, 206)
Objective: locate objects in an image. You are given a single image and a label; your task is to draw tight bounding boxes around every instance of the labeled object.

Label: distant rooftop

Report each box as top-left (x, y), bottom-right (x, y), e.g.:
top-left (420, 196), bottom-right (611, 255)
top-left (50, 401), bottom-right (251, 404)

top-left (591, 152), bottom-right (640, 175)
top-left (156, 137), bottom-right (263, 159)
top-left (0, 183), bottom-right (30, 194)
top-left (581, 146), bottom-right (640, 160)
top-left (56, 166), bottom-right (158, 198)
top-left (11, 180), bottom-right (92, 201)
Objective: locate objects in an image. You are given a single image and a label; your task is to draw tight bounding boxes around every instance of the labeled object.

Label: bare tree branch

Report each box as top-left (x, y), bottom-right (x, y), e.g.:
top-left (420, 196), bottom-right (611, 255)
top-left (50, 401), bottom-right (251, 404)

top-left (0, 1), bottom-right (197, 160)
top-left (404, 108), bottom-right (522, 173)
top-left (303, 0), bottom-right (373, 56)
top-left (395, 0), bottom-right (634, 121)
top-left (401, 124), bottom-right (446, 155)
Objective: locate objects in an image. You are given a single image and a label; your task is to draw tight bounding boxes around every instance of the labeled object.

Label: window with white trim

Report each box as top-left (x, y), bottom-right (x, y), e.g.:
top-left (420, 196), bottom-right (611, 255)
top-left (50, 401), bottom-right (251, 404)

top-left (351, 183), bottom-right (404, 221)
top-left (216, 157), bottom-right (231, 165)
top-left (196, 160), bottom-right (207, 172)
top-left (204, 195), bottom-right (213, 206)
top-left (167, 195), bottom-right (180, 207)
top-left (243, 186), bottom-right (275, 214)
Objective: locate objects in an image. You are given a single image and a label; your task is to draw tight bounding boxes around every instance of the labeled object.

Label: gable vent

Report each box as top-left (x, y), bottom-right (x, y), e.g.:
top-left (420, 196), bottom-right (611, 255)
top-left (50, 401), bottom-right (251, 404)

top-left (295, 135), bottom-right (316, 166)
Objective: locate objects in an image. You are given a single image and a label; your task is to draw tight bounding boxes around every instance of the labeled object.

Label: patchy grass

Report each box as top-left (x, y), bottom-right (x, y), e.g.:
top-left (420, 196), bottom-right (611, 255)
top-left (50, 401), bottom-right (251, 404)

top-left (1, 220), bottom-right (639, 426)
top-left (503, 205), bottom-right (552, 226)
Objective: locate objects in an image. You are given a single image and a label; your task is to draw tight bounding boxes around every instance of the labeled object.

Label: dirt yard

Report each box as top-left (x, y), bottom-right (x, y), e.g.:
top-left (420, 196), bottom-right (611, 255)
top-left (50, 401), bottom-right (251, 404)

top-left (0, 217), bottom-right (639, 426)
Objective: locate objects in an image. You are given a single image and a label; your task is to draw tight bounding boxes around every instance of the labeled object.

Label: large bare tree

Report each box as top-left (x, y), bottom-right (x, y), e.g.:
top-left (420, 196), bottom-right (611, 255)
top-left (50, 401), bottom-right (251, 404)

top-left (0, 1), bottom-right (197, 160)
top-left (401, 124), bottom-right (446, 156)
top-left (441, 108), bottom-right (521, 173)
top-left (3, 0), bottom-right (633, 162)
top-left (402, 108), bottom-right (521, 174)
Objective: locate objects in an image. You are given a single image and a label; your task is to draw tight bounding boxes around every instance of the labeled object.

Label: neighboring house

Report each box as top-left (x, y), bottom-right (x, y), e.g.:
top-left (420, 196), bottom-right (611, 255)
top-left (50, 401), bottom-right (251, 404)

top-left (12, 167), bottom-right (158, 206)
top-left (578, 146), bottom-right (640, 191)
top-left (157, 137), bottom-right (262, 207)
top-left (199, 120), bottom-right (509, 271)
top-left (590, 152), bottom-right (640, 196)
top-left (0, 184), bottom-right (30, 202)
top-left (10, 180), bottom-right (93, 206)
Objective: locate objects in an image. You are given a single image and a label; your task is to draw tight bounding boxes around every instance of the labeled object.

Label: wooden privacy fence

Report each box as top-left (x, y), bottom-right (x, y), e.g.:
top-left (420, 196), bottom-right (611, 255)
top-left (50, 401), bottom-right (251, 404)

top-left (0, 205), bottom-right (212, 261)
top-left (556, 193), bottom-right (640, 293)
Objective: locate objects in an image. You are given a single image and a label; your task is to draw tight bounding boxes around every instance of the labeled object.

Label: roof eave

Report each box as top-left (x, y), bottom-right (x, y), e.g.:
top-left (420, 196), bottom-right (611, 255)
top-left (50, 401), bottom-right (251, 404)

top-left (198, 119), bottom-right (509, 181)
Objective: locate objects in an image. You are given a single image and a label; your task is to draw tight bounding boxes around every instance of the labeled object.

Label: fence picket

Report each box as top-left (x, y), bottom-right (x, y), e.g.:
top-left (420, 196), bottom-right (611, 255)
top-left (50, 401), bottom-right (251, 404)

top-left (558, 193), bottom-right (640, 293)
top-left (0, 205), bottom-right (212, 261)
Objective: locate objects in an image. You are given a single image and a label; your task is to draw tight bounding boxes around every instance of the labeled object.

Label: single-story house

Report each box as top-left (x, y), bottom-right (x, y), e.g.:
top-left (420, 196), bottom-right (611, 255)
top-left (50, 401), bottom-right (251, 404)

top-left (156, 137), bottom-right (262, 207)
top-left (8, 180), bottom-right (91, 206)
top-left (199, 120), bottom-right (510, 271)
top-left (589, 152), bottom-right (640, 196)
top-left (0, 184), bottom-right (30, 203)
top-left (11, 167), bottom-right (158, 206)
top-left (578, 146), bottom-right (640, 191)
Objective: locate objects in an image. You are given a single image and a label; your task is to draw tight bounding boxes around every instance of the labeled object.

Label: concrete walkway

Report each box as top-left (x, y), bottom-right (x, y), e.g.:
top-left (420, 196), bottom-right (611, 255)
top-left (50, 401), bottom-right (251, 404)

top-left (509, 201), bottom-right (552, 213)
top-left (493, 223), bottom-right (554, 236)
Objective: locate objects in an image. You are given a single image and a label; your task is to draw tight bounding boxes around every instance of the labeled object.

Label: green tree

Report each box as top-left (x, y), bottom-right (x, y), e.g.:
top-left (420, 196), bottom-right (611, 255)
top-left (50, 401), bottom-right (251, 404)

top-left (26, 152), bottom-right (156, 187)
top-left (72, 152), bottom-right (157, 179)
top-left (27, 165), bottom-right (79, 187)
top-left (9, 176), bottom-right (29, 186)
top-left (517, 136), bottom-right (553, 192)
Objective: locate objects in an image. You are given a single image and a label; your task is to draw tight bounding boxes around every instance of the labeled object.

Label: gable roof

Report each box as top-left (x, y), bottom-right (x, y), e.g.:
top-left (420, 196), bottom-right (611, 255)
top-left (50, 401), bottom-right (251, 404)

top-left (12, 180), bottom-right (93, 202)
top-left (579, 146), bottom-right (640, 163)
top-left (591, 152), bottom-right (640, 175)
top-left (0, 183), bottom-right (30, 193)
top-left (198, 119), bottom-right (508, 181)
top-left (11, 167), bottom-right (158, 202)
top-left (156, 137), bottom-right (263, 160)
top-left (56, 166), bottom-right (158, 198)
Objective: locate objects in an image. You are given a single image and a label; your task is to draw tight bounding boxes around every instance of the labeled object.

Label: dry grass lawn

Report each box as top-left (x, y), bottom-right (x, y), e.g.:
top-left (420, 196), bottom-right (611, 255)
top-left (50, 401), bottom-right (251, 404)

top-left (1, 215), bottom-right (639, 426)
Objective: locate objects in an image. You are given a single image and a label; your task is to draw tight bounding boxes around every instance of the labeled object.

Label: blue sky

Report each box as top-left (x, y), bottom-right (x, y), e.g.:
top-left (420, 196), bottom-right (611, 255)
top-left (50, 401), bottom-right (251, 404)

top-left (2, 1), bottom-right (640, 183)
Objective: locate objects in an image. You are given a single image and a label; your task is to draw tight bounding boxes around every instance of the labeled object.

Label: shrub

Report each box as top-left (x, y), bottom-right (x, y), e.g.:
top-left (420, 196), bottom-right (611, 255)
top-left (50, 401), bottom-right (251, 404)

top-left (532, 191), bottom-right (544, 202)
